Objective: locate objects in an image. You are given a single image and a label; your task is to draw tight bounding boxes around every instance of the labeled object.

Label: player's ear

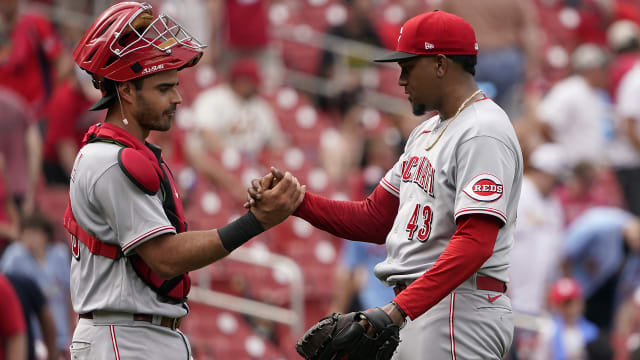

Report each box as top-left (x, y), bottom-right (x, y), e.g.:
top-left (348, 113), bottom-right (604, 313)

top-left (117, 81), bottom-right (136, 105)
top-left (434, 54), bottom-right (448, 78)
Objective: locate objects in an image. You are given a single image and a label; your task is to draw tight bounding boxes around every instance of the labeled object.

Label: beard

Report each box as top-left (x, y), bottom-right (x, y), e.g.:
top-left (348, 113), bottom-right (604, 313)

top-left (412, 102), bottom-right (427, 116)
top-left (134, 94), bottom-right (174, 132)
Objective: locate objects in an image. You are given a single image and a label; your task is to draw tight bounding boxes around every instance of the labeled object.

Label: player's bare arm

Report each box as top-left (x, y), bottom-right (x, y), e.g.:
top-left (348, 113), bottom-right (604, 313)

top-left (135, 173), bottom-right (304, 279)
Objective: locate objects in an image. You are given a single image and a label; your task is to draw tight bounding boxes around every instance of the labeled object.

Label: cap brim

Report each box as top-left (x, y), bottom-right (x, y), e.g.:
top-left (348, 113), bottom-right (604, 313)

top-left (374, 51), bottom-right (421, 62)
top-left (88, 93), bottom-right (115, 111)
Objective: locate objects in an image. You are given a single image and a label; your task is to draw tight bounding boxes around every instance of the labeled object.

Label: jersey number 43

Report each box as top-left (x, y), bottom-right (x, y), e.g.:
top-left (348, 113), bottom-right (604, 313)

top-left (405, 203), bottom-right (433, 242)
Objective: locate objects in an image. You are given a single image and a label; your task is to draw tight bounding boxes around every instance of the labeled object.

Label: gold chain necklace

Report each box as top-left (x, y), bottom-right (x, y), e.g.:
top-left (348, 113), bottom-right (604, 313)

top-left (424, 89), bottom-right (483, 152)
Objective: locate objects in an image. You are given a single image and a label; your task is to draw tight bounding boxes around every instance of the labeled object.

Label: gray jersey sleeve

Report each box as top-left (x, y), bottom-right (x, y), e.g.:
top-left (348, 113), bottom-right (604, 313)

top-left (454, 136), bottom-right (518, 224)
top-left (90, 164), bottom-right (176, 255)
top-left (380, 160), bottom-right (402, 198)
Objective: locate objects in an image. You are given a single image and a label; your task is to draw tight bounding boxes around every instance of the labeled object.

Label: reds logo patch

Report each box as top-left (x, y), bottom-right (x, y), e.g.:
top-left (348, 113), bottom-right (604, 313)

top-left (71, 235), bottom-right (80, 260)
top-left (463, 174), bottom-right (504, 202)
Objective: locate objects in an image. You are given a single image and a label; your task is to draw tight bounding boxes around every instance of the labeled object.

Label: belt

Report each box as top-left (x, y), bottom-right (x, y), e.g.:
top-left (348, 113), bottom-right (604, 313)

top-left (79, 312), bottom-right (183, 330)
top-left (393, 275), bottom-right (507, 296)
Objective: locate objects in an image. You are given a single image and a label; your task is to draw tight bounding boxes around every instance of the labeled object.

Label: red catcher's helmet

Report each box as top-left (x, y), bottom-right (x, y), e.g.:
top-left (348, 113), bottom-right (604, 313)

top-left (73, 2), bottom-right (205, 83)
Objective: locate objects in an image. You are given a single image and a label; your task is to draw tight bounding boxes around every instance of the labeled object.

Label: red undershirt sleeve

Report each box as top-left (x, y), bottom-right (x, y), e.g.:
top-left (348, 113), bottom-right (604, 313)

top-left (293, 185), bottom-right (399, 244)
top-left (393, 214), bottom-right (501, 320)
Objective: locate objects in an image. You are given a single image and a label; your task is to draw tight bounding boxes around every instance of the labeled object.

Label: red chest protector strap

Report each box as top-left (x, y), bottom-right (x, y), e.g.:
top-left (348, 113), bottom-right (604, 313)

top-left (64, 206), bottom-right (121, 259)
top-left (65, 122), bottom-right (190, 302)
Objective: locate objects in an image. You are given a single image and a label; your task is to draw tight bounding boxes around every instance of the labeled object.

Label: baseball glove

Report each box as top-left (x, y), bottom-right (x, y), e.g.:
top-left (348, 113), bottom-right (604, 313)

top-left (295, 308), bottom-right (400, 360)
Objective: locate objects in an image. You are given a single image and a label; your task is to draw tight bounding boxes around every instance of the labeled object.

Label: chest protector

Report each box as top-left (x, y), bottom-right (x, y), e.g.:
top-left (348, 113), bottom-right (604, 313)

top-left (64, 122), bottom-right (190, 303)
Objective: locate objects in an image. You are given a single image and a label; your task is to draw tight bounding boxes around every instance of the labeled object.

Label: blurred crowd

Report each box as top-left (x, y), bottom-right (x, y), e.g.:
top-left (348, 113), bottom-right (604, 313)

top-left (1, 0), bottom-right (640, 359)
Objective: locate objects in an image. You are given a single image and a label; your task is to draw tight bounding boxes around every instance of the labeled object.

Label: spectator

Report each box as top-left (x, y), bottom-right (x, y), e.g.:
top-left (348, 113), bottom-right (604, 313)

top-left (191, 59), bottom-right (284, 155)
top-left (537, 44), bottom-right (611, 168)
top-left (441, 0), bottom-right (540, 113)
top-left (0, 272), bottom-right (26, 360)
top-left (0, 0), bottom-right (65, 117)
top-left (563, 207), bottom-right (640, 330)
top-left (539, 278), bottom-right (602, 360)
top-left (510, 144), bottom-right (567, 317)
top-left (5, 274), bottom-right (57, 360)
top-left (0, 86), bottom-right (42, 216)
top-left (612, 62), bottom-right (640, 215)
top-left (186, 58), bottom-right (285, 202)
top-left (0, 214), bottom-right (71, 356)
top-left (43, 67), bottom-right (102, 185)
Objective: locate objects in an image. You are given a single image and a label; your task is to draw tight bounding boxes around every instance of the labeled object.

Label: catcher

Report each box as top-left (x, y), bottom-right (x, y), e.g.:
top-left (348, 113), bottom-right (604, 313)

top-left (248, 10), bottom-right (522, 360)
top-left (66, 2), bottom-right (303, 359)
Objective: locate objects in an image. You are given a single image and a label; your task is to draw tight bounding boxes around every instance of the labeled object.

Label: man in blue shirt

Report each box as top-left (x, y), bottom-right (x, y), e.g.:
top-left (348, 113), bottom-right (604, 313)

top-left (0, 214), bottom-right (70, 356)
top-left (564, 206), bottom-right (640, 329)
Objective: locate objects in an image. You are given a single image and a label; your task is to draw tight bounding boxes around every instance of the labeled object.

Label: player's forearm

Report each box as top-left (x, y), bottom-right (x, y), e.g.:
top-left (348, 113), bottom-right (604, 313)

top-left (57, 140), bottom-right (79, 176)
top-left (294, 185), bottom-right (398, 244)
top-left (329, 267), bottom-right (359, 314)
top-left (137, 229), bottom-right (230, 279)
top-left (137, 210), bottom-right (270, 279)
top-left (625, 117), bottom-right (640, 152)
top-left (25, 124), bottom-right (42, 190)
top-left (393, 214), bottom-right (501, 320)
top-left (6, 333), bottom-right (27, 360)
top-left (37, 306), bottom-right (58, 360)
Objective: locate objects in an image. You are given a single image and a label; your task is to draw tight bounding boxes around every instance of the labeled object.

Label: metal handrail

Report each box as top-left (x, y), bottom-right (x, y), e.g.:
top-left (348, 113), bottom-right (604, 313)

top-left (189, 246), bottom-right (306, 336)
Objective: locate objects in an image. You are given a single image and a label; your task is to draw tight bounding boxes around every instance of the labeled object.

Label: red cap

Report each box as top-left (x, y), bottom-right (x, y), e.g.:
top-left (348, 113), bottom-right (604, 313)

top-left (374, 10), bottom-right (478, 62)
top-left (230, 58), bottom-right (261, 85)
top-left (550, 278), bottom-right (583, 305)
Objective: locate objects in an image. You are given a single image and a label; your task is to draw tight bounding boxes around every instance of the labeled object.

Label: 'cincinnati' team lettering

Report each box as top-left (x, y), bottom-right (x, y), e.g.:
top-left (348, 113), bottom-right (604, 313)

top-left (401, 156), bottom-right (435, 197)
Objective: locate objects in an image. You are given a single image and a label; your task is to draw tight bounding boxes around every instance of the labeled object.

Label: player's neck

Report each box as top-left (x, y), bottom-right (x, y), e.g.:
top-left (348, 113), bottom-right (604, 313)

top-left (105, 109), bottom-right (148, 143)
top-left (439, 79), bottom-right (479, 120)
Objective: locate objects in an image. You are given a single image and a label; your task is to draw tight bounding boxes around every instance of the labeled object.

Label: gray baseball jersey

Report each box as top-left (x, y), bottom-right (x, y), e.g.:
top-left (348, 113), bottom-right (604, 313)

top-left (375, 98), bottom-right (522, 360)
top-left (376, 96), bottom-right (522, 360)
top-left (68, 141), bottom-right (187, 318)
top-left (375, 97), bottom-right (522, 285)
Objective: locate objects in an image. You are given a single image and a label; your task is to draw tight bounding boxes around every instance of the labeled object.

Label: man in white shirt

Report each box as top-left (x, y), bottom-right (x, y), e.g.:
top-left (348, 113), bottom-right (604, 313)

top-left (537, 44), bottom-right (610, 168)
top-left (186, 58), bottom-right (285, 202)
top-left (510, 143), bottom-right (567, 317)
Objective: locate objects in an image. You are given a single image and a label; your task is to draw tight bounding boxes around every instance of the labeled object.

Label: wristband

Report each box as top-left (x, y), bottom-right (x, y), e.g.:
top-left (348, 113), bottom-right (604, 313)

top-left (391, 301), bottom-right (408, 324)
top-left (218, 211), bottom-right (265, 253)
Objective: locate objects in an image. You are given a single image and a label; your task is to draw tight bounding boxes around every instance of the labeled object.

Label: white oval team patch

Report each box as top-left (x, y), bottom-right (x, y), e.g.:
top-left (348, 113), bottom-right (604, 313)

top-left (463, 174), bottom-right (504, 202)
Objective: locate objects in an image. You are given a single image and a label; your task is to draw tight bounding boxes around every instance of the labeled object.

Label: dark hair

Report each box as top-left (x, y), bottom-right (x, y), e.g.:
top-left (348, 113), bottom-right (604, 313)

top-left (447, 55), bottom-right (477, 76)
top-left (99, 77), bottom-right (146, 109)
top-left (21, 213), bottom-right (54, 242)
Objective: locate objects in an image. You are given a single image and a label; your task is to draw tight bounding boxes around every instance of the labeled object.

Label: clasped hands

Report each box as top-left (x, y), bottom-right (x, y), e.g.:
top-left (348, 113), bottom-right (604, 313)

top-left (244, 167), bottom-right (305, 230)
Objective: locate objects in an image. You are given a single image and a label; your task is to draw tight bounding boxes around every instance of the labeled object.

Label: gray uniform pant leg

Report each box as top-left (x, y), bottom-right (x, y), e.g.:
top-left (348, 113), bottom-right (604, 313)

top-left (70, 318), bottom-right (192, 360)
top-left (393, 290), bottom-right (514, 360)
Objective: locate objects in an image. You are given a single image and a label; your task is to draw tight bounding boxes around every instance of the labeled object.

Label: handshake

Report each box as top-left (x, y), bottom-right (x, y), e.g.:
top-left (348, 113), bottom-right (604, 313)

top-left (243, 167), bottom-right (305, 231)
